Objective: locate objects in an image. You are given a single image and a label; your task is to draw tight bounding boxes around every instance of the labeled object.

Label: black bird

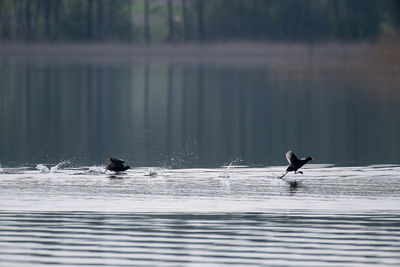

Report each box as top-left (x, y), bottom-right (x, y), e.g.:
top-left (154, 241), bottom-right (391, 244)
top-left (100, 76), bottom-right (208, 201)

top-left (106, 157), bottom-right (131, 172)
top-left (280, 150), bottom-right (312, 178)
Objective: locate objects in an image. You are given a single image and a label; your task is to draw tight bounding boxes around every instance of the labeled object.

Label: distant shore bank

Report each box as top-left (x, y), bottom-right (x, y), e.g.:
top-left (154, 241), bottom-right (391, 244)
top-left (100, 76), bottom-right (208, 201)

top-left (0, 41), bottom-right (398, 74)
top-left (0, 41), bottom-right (371, 56)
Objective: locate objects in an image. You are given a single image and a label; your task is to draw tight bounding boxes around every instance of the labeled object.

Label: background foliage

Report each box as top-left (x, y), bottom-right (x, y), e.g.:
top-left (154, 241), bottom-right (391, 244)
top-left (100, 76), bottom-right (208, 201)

top-left (0, 0), bottom-right (399, 43)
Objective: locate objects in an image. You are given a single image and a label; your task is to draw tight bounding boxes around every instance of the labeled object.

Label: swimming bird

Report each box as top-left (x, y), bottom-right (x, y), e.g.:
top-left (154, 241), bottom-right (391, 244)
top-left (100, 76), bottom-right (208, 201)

top-left (106, 157), bottom-right (131, 172)
top-left (280, 150), bottom-right (312, 179)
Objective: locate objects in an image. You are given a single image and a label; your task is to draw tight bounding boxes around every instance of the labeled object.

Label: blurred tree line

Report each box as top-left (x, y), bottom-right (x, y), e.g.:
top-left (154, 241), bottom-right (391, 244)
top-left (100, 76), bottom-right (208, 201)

top-left (0, 0), bottom-right (399, 43)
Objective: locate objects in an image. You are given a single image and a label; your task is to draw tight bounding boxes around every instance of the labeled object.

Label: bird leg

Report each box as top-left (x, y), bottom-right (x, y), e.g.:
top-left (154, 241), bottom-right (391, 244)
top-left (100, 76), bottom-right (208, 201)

top-left (279, 171), bottom-right (288, 179)
top-left (295, 171), bottom-right (303, 174)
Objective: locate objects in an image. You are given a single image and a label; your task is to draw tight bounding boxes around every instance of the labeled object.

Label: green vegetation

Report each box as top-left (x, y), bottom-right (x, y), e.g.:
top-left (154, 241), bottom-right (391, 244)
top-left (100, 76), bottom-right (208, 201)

top-left (0, 0), bottom-right (399, 43)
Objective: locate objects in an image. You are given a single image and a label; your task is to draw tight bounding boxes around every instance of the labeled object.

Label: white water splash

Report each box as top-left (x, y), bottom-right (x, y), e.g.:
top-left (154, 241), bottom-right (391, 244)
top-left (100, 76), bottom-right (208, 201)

top-left (50, 160), bottom-right (71, 172)
top-left (145, 168), bottom-right (158, 177)
top-left (87, 166), bottom-right (106, 175)
top-left (219, 161), bottom-right (236, 178)
top-left (36, 164), bottom-right (50, 173)
top-left (0, 163), bottom-right (4, 174)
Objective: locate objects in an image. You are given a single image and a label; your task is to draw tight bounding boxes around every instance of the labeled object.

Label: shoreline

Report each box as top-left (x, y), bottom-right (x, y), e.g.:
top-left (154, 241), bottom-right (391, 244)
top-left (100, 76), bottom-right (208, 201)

top-left (0, 41), bottom-right (370, 56)
top-left (0, 41), bottom-right (398, 74)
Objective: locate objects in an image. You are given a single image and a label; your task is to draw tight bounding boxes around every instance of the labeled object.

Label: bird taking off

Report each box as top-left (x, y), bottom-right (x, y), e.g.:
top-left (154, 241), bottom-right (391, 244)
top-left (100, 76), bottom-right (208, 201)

top-left (280, 151), bottom-right (312, 179)
top-left (106, 157), bottom-right (131, 172)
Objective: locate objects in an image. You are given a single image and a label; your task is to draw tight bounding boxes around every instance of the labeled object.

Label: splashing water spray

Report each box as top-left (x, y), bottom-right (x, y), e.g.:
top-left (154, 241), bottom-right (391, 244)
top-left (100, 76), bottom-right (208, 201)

top-left (219, 158), bottom-right (241, 178)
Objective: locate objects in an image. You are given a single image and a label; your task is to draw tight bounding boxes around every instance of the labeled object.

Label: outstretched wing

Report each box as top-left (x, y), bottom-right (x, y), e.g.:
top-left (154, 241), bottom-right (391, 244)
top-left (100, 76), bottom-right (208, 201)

top-left (110, 157), bottom-right (124, 164)
top-left (286, 150), bottom-right (299, 165)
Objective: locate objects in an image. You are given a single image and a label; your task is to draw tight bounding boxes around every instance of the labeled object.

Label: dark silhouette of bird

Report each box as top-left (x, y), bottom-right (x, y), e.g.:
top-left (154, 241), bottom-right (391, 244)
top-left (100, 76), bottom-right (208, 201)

top-left (280, 150), bottom-right (312, 178)
top-left (106, 157), bottom-right (130, 172)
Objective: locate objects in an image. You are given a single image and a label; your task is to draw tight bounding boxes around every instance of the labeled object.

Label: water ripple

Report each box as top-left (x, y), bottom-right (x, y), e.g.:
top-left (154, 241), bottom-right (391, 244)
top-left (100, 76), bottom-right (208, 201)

top-left (0, 212), bottom-right (399, 266)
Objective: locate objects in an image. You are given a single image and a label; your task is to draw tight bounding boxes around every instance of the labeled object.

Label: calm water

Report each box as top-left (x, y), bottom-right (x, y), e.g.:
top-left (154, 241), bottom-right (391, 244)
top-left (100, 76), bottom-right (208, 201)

top-left (1, 50), bottom-right (400, 265)
top-left (0, 52), bottom-right (399, 167)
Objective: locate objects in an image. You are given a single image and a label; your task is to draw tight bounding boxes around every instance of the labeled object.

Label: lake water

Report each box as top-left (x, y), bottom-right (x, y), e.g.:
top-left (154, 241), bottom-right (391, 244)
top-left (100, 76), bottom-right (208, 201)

top-left (0, 46), bottom-right (400, 266)
top-left (0, 165), bottom-right (400, 266)
top-left (1, 46), bottom-right (399, 167)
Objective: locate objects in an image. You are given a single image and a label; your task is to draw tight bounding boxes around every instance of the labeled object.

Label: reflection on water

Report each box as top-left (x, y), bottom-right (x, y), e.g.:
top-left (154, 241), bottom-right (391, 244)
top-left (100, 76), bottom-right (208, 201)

top-left (1, 165), bottom-right (400, 266)
top-left (0, 56), bottom-right (399, 167)
top-left (1, 50), bottom-right (399, 266)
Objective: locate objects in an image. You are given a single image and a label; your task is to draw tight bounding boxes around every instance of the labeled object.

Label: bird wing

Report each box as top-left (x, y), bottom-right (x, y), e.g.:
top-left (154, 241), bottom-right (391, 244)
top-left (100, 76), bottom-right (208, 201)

top-left (110, 157), bottom-right (124, 164)
top-left (286, 150), bottom-right (299, 164)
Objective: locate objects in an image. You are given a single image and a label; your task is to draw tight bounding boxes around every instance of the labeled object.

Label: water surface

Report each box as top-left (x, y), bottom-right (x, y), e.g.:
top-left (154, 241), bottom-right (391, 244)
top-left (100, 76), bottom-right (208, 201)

top-left (0, 52), bottom-right (399, 167)
top-left (1, 49), bottom-right (399, 266)
top-left (1, 165), bottom-right (400, 266)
